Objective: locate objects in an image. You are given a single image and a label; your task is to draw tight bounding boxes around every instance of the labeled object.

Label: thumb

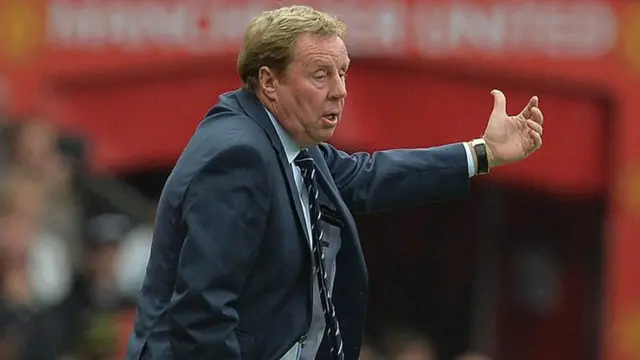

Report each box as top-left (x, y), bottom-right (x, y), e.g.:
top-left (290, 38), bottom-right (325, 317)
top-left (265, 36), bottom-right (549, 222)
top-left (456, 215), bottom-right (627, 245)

top-left (491, 89), bottom-right (507, 116)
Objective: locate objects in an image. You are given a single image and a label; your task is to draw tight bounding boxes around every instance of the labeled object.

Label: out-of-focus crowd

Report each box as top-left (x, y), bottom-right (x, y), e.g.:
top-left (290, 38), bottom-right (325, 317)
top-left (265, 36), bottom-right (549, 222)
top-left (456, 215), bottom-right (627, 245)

top-left (0, 89), bottom-right (152, 359)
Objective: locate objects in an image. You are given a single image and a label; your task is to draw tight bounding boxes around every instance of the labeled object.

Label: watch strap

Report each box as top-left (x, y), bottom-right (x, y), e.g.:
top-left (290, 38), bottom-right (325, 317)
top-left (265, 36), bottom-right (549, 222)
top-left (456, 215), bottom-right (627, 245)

top-left (471, 138), bottom-right (489, 175)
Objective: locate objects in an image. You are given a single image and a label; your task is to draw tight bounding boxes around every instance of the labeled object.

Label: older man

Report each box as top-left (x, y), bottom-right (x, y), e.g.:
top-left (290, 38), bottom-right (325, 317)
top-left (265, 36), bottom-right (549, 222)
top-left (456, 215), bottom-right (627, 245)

top-left (126, 5), bottom-right (544, 360)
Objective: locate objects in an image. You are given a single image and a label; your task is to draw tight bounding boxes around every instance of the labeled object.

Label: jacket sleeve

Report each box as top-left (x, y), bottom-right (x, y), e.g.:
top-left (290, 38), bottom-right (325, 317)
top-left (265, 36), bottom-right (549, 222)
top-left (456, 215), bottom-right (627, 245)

top-left (319, 142), bottom-right (470, 214)
top-left (167, 143), bottom-right (271, 359)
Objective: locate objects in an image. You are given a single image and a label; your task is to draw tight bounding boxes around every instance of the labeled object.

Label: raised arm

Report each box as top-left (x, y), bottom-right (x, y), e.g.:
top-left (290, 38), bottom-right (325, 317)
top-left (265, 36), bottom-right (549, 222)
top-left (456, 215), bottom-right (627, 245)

top-left (319, 142), bottom-right (470, 214)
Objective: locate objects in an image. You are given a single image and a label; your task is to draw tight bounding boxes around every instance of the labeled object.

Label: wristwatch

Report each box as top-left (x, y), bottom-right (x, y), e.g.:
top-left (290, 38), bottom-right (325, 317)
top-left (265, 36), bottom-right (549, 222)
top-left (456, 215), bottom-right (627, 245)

top-left (471, 138), bottom-right (490, 175)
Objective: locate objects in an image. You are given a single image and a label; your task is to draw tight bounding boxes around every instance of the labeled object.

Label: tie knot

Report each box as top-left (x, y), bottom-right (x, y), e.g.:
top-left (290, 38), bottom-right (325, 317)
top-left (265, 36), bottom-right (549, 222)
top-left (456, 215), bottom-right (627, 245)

top-left (294, 149), bottom-right (316, 182)
top-left (294, 149), bottom-right (314, 170)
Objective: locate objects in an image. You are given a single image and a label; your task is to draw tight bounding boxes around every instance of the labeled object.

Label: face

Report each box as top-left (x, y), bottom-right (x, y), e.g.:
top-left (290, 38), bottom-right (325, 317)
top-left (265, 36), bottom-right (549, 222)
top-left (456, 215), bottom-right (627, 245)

top-left (258, 33), bottom-right (349, 147)
top-left (15, 121), bottom-right (58, 171)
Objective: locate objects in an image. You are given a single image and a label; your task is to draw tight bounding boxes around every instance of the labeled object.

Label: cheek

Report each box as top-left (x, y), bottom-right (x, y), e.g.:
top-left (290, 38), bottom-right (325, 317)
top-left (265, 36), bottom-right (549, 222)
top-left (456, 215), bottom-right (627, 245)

top-left (304, 91), bottom-right (327, 114)
top-left (291, 91), bottom-right (320, 120)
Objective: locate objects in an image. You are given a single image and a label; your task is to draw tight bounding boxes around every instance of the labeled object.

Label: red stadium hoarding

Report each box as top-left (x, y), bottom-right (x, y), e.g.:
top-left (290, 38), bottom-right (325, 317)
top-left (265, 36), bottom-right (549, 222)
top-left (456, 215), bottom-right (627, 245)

top-left (0, 0), bottom-right (630, 111)
top-left (0, 0), bottom-right (625, 67)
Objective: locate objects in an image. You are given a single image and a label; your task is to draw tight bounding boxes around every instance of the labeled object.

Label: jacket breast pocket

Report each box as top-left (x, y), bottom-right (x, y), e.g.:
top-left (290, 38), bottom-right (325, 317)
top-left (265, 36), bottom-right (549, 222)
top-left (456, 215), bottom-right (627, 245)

top-left (320, 204), bottom-right (343, 229)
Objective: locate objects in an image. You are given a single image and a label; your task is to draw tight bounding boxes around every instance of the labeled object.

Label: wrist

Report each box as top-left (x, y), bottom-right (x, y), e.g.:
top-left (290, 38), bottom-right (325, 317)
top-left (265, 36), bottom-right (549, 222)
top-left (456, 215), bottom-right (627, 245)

top-left (481, 136), bottom-right (500, 169)
top-left (469, 138), bottom-right (491, 175)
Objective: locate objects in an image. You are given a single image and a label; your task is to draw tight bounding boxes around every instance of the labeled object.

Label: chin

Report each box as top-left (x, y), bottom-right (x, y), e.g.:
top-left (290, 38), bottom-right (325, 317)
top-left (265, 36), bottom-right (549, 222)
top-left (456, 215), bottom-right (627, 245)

top-left (315, 129), bottom-right (336, 144)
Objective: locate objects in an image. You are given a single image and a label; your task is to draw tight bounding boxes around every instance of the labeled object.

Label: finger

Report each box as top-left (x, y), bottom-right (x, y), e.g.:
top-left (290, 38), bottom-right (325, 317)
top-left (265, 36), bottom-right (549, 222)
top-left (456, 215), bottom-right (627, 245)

top-left (530, 106), bottom-right (544, 125)
top-left (521, 96), bottom-right (539, 118)
top-left (530, 129), bottom-right (543, 150)
top-left (526, 119), bottom-right (543, 136)
top-left (491, 89), bottom-right (507, 116)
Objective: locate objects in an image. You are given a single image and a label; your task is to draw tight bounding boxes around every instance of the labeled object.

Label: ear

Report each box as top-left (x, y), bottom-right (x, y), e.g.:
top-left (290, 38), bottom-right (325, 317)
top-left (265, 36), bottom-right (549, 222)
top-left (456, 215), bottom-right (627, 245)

top-left (258, 66), bottom-right (278, 101)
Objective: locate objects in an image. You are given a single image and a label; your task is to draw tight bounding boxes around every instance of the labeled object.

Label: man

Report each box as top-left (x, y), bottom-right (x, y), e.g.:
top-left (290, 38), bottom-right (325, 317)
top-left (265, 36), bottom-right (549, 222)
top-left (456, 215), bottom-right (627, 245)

top-left (126, 5), bottom-right (544, 360)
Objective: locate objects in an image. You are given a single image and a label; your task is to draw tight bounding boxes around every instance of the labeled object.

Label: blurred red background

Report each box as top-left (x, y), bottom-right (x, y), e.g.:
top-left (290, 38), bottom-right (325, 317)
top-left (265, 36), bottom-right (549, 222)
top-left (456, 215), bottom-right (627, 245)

top-left (1, 1), bottom-right (639, 359)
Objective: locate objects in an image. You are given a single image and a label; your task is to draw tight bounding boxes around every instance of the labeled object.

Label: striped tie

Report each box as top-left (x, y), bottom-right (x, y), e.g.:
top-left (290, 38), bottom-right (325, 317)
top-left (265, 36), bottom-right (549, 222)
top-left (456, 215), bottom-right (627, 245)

top-left (294, 150), bottom-right (344, 360)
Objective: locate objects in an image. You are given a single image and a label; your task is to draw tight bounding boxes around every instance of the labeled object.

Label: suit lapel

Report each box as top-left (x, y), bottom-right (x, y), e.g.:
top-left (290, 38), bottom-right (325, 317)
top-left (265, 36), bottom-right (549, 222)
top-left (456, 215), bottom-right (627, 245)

top-left (234, 89), bottom-right (311, 246)
top-left (280, 161), bottom-right (312, 246)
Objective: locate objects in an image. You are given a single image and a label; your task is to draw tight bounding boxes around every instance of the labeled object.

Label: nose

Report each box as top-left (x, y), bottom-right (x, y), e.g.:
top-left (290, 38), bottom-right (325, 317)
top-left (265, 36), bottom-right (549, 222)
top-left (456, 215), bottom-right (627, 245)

top-left (328, 74), bottom-right (347, 101)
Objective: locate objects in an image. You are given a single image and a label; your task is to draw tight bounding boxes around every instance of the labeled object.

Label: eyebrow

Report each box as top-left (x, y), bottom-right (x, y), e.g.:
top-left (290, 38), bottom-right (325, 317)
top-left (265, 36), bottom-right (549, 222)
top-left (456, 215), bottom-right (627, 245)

top-left (310, 59), bottom-right (350, 70)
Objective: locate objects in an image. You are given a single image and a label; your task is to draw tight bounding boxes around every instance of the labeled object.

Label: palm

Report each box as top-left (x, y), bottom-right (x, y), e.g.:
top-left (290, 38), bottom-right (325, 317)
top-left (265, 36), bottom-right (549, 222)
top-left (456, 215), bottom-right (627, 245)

top-left (483, 90), bottom-right (543, 167)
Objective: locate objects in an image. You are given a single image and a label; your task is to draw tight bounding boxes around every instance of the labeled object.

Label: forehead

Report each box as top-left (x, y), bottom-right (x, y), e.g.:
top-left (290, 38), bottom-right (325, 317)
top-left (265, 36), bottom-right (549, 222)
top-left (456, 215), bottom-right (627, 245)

top-left (292, 33), bottom-right (349, 67)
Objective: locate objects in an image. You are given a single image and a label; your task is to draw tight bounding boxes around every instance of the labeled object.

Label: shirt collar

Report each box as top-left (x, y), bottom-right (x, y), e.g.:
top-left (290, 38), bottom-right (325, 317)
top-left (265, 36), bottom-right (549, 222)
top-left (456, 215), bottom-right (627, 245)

top-left (264, 108), bottom-right (301, 164)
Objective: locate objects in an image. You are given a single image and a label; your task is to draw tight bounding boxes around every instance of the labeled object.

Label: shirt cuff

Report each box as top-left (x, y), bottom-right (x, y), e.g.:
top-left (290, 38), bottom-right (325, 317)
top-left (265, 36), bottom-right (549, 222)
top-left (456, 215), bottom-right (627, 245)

top-left (463, 142), bottom-right (476, 178)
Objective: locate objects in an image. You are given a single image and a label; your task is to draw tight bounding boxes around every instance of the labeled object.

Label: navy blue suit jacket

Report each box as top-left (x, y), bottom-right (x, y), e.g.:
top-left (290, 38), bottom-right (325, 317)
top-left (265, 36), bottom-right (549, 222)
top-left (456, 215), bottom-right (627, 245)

top-left (125, 89), bottom-right (470, 360)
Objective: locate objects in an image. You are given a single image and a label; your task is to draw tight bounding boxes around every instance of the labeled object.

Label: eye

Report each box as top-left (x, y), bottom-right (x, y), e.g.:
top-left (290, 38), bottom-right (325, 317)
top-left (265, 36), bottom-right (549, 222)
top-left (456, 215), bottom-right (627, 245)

top-left (313, 72), bottom-right (327, 81)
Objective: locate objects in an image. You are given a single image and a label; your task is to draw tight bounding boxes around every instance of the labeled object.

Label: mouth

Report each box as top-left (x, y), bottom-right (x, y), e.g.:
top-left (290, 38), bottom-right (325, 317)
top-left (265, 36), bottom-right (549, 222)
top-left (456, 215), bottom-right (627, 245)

top-left (322, 112), bottom-right (339, 123)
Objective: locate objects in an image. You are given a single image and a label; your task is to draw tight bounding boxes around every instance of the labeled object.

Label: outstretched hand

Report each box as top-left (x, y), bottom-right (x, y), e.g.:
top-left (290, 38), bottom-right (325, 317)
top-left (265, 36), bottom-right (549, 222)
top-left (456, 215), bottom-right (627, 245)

top-left (483, 90), bottom-right (544, 168)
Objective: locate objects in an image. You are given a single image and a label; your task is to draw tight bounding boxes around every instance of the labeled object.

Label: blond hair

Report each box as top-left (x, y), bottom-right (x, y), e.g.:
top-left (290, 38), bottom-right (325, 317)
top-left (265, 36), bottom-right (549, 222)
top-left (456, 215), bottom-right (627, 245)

top-left (237, 5), bottom-right (347, 91)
